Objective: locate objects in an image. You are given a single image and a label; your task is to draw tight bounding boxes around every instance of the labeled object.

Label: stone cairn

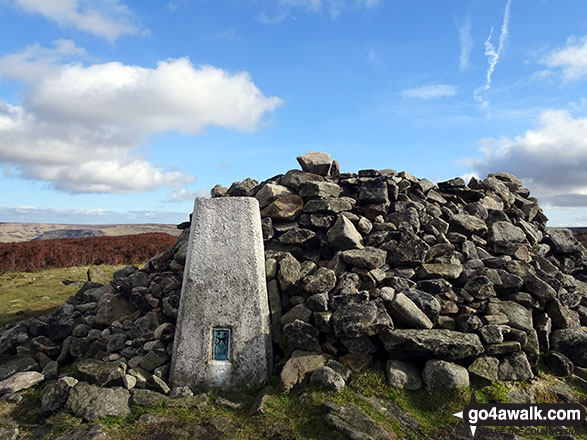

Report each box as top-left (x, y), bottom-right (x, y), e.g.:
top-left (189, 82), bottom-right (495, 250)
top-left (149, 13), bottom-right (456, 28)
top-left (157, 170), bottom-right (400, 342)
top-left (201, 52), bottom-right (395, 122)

top-left (2, 152), bottom-right (587, 421)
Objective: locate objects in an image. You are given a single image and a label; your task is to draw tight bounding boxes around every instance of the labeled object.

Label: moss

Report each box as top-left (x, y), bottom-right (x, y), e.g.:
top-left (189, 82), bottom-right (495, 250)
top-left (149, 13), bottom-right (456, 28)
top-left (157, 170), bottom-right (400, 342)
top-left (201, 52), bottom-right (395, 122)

top-left (43, 411), bottom-right (82, 438)
top-left (476, 381), bottom-right (510, 403)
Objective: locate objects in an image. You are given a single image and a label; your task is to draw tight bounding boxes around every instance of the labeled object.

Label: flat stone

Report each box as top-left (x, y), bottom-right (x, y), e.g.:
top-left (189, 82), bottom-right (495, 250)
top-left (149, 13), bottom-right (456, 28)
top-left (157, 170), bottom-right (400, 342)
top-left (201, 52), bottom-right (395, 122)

top-left (0, 371), bottom-right (44, 395)
top-left (170, 197), bottom-right (272, 391)
top-left (131, 388), bottom-right (169, 407)
top-left (296, 152), bottom-right (332, 176)
top-left (380, 329), bottom-right (484, 361)
top-left (303, 198), bottom-right (353, 214)
top-left (450, 214), bottom-right (488, 235)
top-left (66, 382), bottom-right (130, 421)
top-left (415, 263), bottom-right (462, 280)
top-left (341, 247), bottom-right (386, 269)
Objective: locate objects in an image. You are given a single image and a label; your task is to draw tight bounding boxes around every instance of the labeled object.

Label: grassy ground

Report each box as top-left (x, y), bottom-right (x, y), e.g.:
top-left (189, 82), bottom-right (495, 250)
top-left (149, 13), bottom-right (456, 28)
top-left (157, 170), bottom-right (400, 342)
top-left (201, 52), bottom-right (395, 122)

top-left (0, 264), bottom-right (131, 327)
top-left (1, 369), bottom-right (585, 440)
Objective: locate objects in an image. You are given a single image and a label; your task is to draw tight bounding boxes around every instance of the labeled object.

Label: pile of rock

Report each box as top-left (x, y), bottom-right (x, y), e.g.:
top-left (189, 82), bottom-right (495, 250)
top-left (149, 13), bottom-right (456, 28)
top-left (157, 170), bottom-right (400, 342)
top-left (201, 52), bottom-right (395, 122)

top-left (1, 151), bottom-right (587, 421)
top-left (213, 152), bottom-right (587, 391)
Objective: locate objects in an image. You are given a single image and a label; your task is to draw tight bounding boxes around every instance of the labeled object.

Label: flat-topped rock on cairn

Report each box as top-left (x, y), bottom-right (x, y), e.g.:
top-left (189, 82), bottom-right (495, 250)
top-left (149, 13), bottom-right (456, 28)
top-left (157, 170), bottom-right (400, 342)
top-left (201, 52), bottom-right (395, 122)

top-left (2, 151), bottom-right (587, 420)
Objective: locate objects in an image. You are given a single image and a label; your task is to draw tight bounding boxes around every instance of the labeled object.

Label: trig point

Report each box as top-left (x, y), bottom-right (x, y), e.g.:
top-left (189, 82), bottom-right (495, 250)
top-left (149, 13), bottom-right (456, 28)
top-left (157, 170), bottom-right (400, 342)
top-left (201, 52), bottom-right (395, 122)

top-left (170, 197), bottom-right (272, 391)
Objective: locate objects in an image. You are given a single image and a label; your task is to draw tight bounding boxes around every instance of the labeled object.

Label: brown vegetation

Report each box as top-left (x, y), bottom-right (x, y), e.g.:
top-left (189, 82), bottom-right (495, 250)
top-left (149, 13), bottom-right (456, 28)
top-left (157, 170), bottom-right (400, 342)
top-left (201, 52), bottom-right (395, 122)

top-left (0, 233), bottom-right (177, 274)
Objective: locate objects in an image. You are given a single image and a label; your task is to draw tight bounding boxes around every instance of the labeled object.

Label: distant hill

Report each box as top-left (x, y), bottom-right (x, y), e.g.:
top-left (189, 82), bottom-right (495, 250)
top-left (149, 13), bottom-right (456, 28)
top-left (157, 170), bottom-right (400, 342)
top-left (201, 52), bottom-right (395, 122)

top-left (569, 227), bottom-right (587, 249)
top-left (0, 223), bottom-right (181, 243)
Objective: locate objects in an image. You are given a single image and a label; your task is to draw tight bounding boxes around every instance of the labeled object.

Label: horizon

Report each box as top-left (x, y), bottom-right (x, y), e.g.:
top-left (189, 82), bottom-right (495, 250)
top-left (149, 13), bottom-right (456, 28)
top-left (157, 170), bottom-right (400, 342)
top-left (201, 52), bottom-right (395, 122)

top-left (1, 1), bottom-right (587, 227)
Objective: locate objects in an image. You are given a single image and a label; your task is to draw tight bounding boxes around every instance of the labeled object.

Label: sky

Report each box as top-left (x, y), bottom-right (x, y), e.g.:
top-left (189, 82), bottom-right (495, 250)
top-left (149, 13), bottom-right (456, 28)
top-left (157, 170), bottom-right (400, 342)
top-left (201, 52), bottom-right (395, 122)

top-left (1, 0), bottom-right (587, 226)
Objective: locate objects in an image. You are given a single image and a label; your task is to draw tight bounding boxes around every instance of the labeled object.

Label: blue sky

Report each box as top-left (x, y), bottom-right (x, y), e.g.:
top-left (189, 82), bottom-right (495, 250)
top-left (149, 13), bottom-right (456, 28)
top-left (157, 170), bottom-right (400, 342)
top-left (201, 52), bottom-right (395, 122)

top-left (1, 0), bottom-right (587, 226)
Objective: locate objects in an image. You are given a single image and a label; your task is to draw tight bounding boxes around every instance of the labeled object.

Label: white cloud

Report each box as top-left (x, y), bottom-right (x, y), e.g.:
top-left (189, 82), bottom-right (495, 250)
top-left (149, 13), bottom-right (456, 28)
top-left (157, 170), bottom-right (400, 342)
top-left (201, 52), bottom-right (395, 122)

top-left (14, 0), bottom-right (144, 42)
top-left (474, 0), bottom-right (512, 109)
top-left (401, 84), bottom-right (457, 100)
top-left (469, 109), bottom-right (587, 207)
top-left (544, 35), bottom-right (587, 81)
top-left (458, 17), bottom-right (473, 71)
top-left (168, 188), bottom-right (209, 202)
top-left (0, 42), bottom-right (282, 194)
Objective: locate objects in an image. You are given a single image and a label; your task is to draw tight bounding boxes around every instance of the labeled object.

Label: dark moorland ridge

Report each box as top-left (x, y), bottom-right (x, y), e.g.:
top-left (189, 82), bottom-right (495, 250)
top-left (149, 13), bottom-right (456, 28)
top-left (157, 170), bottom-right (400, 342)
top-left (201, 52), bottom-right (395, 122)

top-left (0, 233), bottom-right (177, 274)
top-left (1, 152), bottom-right (587, 439)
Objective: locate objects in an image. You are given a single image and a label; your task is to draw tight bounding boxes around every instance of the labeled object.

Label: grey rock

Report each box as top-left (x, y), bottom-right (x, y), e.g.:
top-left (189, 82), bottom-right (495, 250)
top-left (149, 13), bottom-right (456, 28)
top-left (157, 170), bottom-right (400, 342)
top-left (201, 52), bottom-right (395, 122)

top-left (66, 382), bottom-right (130, 421)
top-left (385, 360), bottom-right (422, 390)
top-left (387, 232), bottom-right (430, 265)
top-left (226, 177), bottom-right (258, 196)
top-left (310, 366), bottom-right (346, 391)
top-left (298, 181), bottom-right (342, 199)
top-left (488, 221), bottom-right (526, 246)
top-left (543, 351), bottom-right (574, 377)
top-left (525, 273), bottom-right (557, 302)
top-left (283, 320), bottom-right (320, 352)
top-left (498, 352), bottom-right (534, 381)
top-left (131, 388), bottom-right (168, 407)
top-left (140, 350), bottom-right (168, 372)
top-left (341, 247), bottom-right (387, 269)
top-left (450, 214), bottom-right (488, 235)
top-left (148, 375), bottom-right (170, 394)
top-left (296, 152), bottom-right (332, 176)
top-left (415, 263), bottom-right (462, 280)
top-left (0, 371), bottom-right (44, 395)
top-left (551, 329), bottom-right (587, 367)
top-left (422, 359), bottom-right (469, 391)
top-left (94, 294), bottom-right (138, 326)
top-left (41, 376), bottom-right (78, 412)
top-left (328, 215), bottom-right (364, 250)
top-left (388, 293), bottom-right (433, 329)
top-left (545, 227), bottom-right (584, 255)
top-left (323, 401), bottom-right (391, 440)
top-left (468, 356), bottom-right (499, 386)
top-left (546, 299), bottom-right (581, 329)
top-left (486, 341), bottom-right (522, 355)
top-left (332, 302), bottom-right (392, 338)
top-left (401, 289), bottom-right (440, 324)
top-left (74, 360), bottom-right (126, 387)
top-left (280, 351), bottom-right (329, 390)
top-left (303, 267), bottom-right (336, 294)
top-left (487, 301), bottom-right (533, 331)
top-left (304, 197), bottom-right (353, 214)
top-left (380, 329), bottom-right (484, 361)
top-left (53, 424), bottom-right (109, 440)
top-left (0, 356), bottom-right (39, 381)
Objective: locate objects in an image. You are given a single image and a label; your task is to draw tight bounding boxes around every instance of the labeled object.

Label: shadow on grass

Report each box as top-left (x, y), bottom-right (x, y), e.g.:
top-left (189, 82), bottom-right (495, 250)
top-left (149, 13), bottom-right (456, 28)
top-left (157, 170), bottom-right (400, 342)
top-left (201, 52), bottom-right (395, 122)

top-left (0, 306), bottom-right (60, 327)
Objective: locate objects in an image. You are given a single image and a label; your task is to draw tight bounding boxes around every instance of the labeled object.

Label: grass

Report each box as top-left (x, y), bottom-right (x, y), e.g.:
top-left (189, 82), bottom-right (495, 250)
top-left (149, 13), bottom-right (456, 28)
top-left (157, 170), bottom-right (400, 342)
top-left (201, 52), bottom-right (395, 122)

top-left (0, 264), bottom-right (134, 327)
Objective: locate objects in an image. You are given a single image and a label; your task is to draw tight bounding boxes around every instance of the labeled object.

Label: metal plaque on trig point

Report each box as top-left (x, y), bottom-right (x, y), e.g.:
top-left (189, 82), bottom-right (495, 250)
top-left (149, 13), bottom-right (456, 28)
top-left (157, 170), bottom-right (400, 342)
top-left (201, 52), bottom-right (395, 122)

top-left (213, 328), bottom-right (230, 361)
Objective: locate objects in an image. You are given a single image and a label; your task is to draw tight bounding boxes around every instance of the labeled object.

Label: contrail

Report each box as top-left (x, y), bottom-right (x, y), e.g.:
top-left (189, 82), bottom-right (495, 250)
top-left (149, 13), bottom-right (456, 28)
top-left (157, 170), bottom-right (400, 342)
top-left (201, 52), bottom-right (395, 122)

top-left (474, 0), bottom-right (512, 109)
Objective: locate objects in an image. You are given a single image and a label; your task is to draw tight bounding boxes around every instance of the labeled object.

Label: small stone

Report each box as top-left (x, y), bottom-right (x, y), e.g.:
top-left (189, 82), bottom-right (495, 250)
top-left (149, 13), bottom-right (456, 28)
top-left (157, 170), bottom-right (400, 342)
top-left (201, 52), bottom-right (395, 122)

top-left (310, 366), bottom-right (346, 391)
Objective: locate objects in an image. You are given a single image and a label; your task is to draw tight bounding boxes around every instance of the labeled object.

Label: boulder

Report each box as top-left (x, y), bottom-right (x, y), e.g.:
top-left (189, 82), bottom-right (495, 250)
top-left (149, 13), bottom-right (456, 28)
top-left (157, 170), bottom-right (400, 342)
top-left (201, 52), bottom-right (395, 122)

top-left (551, 329), bottom-right (587, 367)
top-left (341, 247), bottom-right (387, 269)
top-left (296, 152), bottom-right (332, 176)
top-left (310, 366), bottom-right (346, 392)
top-left (468, 356), bottom-right (499, 386)
top-left (332, 302), bottom-right (392, 338)
top-left (422, 359), bottom-right (469, 391)
top-left (388, 293), bottom-right (433, 329)
top-left (41, 376), bottom-right (79, 412)
top-left (74, 360), bottom-right (126, 387)
top-left (66, 382), bottom-right (130, 421)
top-left (498, 352), bottom-right (534, 381)
top-left (260, 195), bottom-right (304, 221)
